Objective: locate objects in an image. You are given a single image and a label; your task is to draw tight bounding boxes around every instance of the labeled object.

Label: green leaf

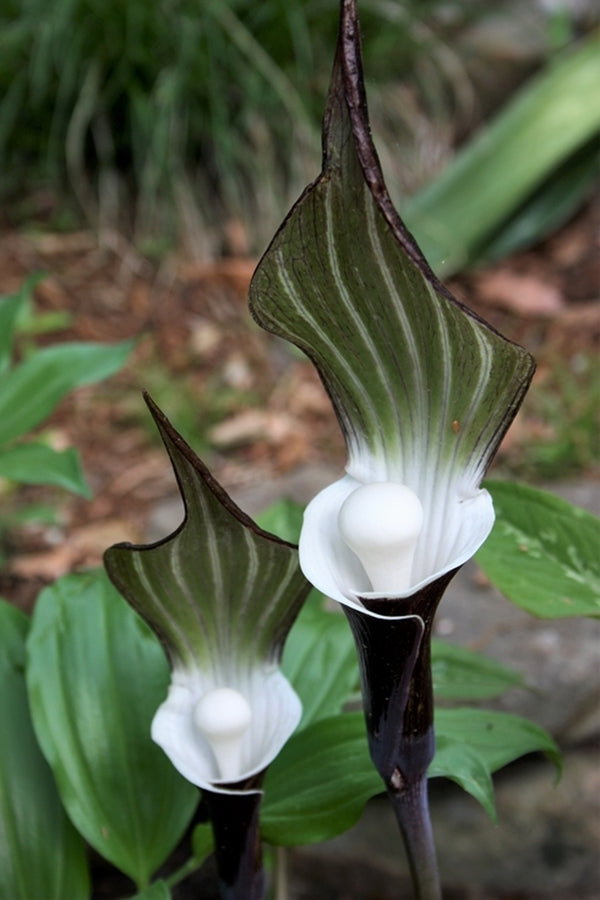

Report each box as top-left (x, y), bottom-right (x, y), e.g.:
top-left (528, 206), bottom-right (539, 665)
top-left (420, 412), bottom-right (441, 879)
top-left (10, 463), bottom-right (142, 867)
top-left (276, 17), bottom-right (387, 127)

top-left (479, 139), bottom-right (598, 263)
top-left (0, 442), bottom-right (92, 497)
top-left (262, 701), bottom-right (560, 843)
top-left (129, 881), bottom-right (171, 900)
top-left (477, 481), bottom-right (600, 618)
top-left (26, 570), bottom-right (198, 887)
top-left (405, 32), bottom-right (600, 275)
top-left (435, 707), bottom-right (561, 777)
top-left (431, 639), bottom-right (524, 700)
top-left (191, 823), bottom-right (214, 864)
top-left (261, 713), bottom-right (381, 846)
top-left (105, 395), bottom-right (310, 672)
top-left (0, 600), bottom-right (90, 900)
top-left (0, 339), bottom-right (133, 445)
top-left (0, 292), bottom-right (25, 374)
top-left (429, 736), bottom-right (496, 819)
top-left (281, 590), bottom-right (358, 729)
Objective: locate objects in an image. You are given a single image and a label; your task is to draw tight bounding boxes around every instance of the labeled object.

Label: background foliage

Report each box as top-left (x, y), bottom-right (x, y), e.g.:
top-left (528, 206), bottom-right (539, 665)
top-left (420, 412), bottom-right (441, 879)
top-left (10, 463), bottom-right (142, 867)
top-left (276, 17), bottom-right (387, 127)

top-left (1, 0), bottom-right (597, 254)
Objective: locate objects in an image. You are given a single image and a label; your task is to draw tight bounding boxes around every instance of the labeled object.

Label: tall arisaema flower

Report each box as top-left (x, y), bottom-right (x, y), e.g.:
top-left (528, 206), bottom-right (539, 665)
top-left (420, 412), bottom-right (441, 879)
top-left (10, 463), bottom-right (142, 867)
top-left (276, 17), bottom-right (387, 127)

top-left (104, 394), bottom-right (310, 900)
top-left (249, 1), bottom-right (535, 896)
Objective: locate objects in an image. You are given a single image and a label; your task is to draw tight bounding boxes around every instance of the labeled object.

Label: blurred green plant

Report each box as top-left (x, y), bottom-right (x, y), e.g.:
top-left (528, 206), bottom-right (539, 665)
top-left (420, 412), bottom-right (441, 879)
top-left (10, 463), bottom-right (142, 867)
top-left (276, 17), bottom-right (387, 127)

top-left (513, 354), bottom-right (600, 480)
top-left (0, 281), bottom-right (133, 546)
top-left (0, 0), bottom-right (425, 244)
top-left (2, 0), bottom-right (596, 258)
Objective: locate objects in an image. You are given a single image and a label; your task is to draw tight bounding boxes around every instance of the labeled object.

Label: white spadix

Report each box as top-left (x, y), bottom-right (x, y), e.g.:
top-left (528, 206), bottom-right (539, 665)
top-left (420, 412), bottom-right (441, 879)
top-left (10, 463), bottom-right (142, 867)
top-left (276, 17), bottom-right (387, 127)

top-left (193, 687), bottom-right (252, 781)
top-left (338, 481), bottom-right (424, 593)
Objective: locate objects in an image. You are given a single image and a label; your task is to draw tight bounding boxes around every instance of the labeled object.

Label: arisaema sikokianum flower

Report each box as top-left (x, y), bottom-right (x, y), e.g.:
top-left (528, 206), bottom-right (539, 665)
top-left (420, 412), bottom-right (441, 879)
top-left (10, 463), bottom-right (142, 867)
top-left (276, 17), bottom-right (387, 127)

top-left (249, 1), bottom-right (535, 896)
top-left (104, 394), bottom-right (310, 900)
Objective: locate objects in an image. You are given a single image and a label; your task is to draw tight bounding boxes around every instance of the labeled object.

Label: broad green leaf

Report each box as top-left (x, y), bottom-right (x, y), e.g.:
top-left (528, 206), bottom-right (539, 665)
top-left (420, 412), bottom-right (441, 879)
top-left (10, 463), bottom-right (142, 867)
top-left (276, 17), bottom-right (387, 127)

top-left (129, 881), bottom-right (171, 900)
top-left (0, 292), bottom-right (25, 373)
top-left (405, 32), bottom-right (600, 275)
top-left (0, 339), bottom-right (133, 445)
top-left (0, 600), bottom-right (89, 900)
top-left (477, 481), bottom-right (600, 618)
top-left (249, 12), bottom-right (534, 534)
top-left (26, 570), bottom-right (198, 887)
top-left (435, 707), bottom-right (561, 776)
top-left (429, 737), bottom-right (496, 819)
top-left (105, 394), bottom-right (310, 672)
top-left (261, 713), bottom-right (381, 846)
top-left (0, 442), bottom-right (91, 497)
top-left (281, 590), bottom-right (358, 729)
top-left (431, 639), bottom-right (524, 700)
top-left (262, 703), bottom-right (559, 844)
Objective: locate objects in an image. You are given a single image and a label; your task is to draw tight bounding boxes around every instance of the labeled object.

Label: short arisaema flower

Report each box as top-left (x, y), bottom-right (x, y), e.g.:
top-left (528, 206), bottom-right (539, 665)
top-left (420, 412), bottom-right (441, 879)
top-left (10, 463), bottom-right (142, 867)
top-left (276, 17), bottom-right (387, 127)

top-left (104, 394), bottom-right (310, 900)
top-left (249, 1), bottom-right (535, 896)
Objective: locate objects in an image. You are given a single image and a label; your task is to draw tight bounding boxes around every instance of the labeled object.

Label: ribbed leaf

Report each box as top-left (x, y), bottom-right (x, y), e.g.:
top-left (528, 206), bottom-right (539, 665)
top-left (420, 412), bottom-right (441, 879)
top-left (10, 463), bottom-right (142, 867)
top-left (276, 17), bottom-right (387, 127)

top-left (249, 4), bottom-right (535, 558)
top-left (431, 639), bottom-right (524, 700)
top-left (0, 339), bottom-right (133, 445)
top-left (261, 702), bottom-right (560, 844)
top-left (0, 442), bottom-right (91, 496)
top-left (430, 737), bottom-right (496, 818)
top-left (477, 481), bottom-right (600, 618)
top-left (261, 713), bottom-right (381, 846)
top-left (105, 395), bottom-right (310, 671)
top-left (0, 600), bottom-right (89, 900)
top-left (26, 570), bottom-right (198, 887)
top-left (435, 707), bottom-right (561, 776)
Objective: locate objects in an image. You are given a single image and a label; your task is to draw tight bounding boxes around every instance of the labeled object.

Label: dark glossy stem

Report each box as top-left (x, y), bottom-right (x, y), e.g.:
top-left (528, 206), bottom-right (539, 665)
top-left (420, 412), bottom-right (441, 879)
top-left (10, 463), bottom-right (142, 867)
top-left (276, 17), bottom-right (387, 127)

top-left (204, 788), bottom-right (265, 900)
top-left (343, 572), bottom-right (457, 900)
top-left (387, 768), bottom-right (441, 900)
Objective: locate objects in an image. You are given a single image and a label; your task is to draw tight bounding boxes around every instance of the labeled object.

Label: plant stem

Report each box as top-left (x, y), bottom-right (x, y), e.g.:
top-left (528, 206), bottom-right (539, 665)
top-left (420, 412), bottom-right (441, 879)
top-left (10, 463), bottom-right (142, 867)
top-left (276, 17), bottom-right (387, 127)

top-left (387, 771), bottom-right (441, 900)
top-left (204, 789), bottom-right (265, 900)
top-left (164, 855), bottom-right (201, 889)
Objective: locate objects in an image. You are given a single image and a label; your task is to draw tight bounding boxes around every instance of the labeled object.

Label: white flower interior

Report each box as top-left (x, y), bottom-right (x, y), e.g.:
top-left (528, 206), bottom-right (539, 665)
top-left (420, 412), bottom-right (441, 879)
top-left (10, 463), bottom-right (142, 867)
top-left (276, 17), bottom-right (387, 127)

top-left (151, 665), bottom-right (301, 793)
top-left (300, 471), bottom-right (494, 609)
top-left (193, 688), bottom-right (252, 782)
top-left (338, 481), bottom-right (424, 592)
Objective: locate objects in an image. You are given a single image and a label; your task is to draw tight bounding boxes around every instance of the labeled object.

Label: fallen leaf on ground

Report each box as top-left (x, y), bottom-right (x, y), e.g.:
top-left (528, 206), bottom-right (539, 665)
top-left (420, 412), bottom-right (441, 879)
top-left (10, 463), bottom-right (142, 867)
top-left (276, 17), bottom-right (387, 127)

top-left (474, 269), bottom-right (565, 317)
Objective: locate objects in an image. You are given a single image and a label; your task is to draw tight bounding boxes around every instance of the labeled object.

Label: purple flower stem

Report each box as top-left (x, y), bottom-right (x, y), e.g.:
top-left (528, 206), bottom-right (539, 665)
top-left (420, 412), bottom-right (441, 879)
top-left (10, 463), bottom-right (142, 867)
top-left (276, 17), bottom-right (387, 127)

top-left (204, 783), bottom-right (265, 900)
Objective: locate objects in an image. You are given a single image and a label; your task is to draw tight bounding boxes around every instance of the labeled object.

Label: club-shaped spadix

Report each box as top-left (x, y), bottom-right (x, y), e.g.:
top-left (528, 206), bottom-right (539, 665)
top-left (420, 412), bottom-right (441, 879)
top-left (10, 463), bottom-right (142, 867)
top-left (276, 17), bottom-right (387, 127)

top-left (338, 482), bottom-right (424, 593)
top-left (194, 688), bottom-right (252, 782)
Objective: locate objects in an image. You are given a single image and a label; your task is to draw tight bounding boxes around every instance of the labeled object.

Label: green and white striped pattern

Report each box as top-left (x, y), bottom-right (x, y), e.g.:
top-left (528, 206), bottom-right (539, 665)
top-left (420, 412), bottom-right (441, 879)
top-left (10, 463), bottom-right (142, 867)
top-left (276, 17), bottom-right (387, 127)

top-left (104, 396), bottom-right (309, 676)
top-left (104, 397), bottom-right (310, 789)
top-left (249, 54), bottom-right (534, 504)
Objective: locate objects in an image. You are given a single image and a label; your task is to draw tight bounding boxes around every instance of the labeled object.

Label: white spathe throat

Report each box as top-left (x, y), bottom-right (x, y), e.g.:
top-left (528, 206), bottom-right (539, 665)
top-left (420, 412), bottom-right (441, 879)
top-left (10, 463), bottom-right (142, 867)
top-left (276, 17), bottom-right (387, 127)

top-left (338, 482), bottom-right (424, 593)
top-left (193, 687), bottom-right (252, 782)
top-left (298, 472), bottom-right (495, 609)
top-left (151, 666), bottom-right (301, 793)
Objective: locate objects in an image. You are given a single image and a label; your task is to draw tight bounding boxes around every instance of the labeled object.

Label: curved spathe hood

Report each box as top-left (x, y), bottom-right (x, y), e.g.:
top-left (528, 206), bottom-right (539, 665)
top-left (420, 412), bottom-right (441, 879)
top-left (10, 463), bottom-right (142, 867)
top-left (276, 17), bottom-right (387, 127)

top-left (104, 395), bottom-right (311, 795)
top-left (249, 2), bottom-right (534, 618)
